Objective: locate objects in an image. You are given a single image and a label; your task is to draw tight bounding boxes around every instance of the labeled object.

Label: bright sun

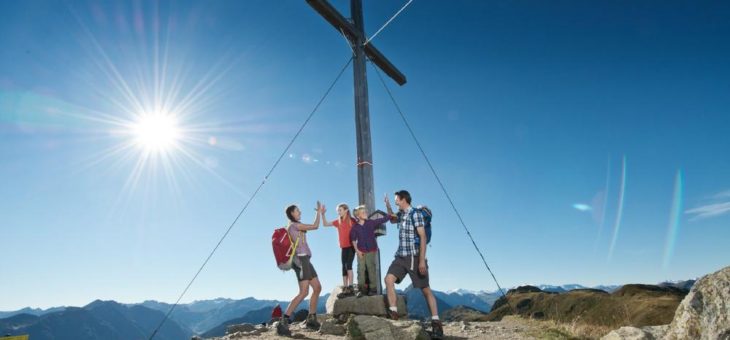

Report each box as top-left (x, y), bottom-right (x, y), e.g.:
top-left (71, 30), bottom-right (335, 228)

top-left (131, 112), bottom-right (181, 152)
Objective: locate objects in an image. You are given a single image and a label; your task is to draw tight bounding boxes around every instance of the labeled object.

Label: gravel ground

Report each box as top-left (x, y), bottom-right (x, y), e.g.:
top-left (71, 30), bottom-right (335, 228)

top-left (208, 316), bottom-right (552, 340)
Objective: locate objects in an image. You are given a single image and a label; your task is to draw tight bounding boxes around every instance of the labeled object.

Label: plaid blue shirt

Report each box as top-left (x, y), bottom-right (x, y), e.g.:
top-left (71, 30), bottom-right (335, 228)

top-left (394, 207), bottom-right (425, 257)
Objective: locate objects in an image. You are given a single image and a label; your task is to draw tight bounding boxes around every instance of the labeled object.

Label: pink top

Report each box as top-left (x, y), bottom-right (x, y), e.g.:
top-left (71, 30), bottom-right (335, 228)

top-left (288, 222), bottom-right (311, 257)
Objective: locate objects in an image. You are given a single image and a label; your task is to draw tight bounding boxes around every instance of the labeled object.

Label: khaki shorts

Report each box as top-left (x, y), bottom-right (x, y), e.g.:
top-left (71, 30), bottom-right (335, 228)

top-left (387, 255), bottom-right (429, 289)
top-left (293, 255), bottom-right (318, 282)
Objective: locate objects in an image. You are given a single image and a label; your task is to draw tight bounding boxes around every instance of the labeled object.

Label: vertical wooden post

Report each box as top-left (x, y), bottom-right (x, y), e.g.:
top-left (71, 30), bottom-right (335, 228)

top-left (307, 0), bottom-right (407, 295)
top-left (350, 0), bottom-right (381, 295)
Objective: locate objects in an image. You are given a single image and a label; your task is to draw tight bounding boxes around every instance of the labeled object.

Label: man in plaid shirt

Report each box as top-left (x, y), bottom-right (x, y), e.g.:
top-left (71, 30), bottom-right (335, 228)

top-left (384, 190), bottom-right (443, 338)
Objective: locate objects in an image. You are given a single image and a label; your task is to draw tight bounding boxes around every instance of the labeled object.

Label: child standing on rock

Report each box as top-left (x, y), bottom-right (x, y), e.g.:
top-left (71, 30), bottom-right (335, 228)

top-left (350, 205), bottom-right (390, 297)
top-left (322, 203), bottom-right (356, 297)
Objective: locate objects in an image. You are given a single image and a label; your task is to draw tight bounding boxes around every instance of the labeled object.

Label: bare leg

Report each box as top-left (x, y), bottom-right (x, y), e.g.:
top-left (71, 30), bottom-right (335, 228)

top-left (385, 274), bottom-right (398, 307)
top-left (309, 277), bottom-right (322, 314)
top-left (347, 269), bottom-right (354, 286)
top-left (285, 280), bottom-right (309, 316)
top-left (421, 287), bottom-right (439, 317)
top-left (342, 275), bottom-right (347, 287)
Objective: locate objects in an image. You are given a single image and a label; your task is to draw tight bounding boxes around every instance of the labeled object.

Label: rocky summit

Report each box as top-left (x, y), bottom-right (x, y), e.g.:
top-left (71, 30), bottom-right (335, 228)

top-left (195, 266), bottom-right (730, 339)
top-left (332, 294), bottom-right (408, 319)
top-left (199, 315), bottom-right (566, 340)
top-left (602, 265), bottom-right (730, 340)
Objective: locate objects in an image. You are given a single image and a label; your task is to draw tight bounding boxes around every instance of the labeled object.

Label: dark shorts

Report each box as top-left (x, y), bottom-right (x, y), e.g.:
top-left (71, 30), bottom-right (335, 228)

top-left (387, 255), bottom-right (429, 289)
top-left (341, 247), bottom-right (355, 275)
top-left (292, 255), bottom-right (318, 282)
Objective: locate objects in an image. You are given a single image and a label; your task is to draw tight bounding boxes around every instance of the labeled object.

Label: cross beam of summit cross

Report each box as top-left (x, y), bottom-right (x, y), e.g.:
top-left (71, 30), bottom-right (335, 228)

top-left (306, 0), bottom-right (407, 295)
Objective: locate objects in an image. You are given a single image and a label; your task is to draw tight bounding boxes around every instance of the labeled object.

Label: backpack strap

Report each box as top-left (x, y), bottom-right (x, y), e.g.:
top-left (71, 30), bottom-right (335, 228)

top-left (286, 224), bottom-right (301, 255)
top-left (408, 208), bottom-right (422, 228)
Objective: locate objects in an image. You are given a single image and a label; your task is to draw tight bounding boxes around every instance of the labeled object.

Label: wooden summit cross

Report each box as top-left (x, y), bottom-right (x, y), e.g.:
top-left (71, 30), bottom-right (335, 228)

top-left (306, 0), bottom-right (407, 295)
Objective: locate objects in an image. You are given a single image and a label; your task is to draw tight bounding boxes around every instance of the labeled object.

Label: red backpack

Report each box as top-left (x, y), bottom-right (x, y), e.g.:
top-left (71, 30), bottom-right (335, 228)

top-left (272, 226), bottom-right (299, 271)
top-left (271, 304), bottom-right (282, 319)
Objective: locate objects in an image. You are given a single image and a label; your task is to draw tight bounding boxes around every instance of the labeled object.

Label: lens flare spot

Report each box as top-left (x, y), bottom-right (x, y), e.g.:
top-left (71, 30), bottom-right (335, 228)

top-left (573, 203), bottom-right (592, 212)
top-left (608, 155), bottom-right (627, 261)
top-left (663, 170), bottom-right (683, 269)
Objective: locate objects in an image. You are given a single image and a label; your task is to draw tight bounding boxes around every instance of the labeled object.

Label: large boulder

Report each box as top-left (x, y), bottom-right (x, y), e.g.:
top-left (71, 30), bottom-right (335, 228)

top-left (319, 318), bottom-right (346, 336)
top-left (217, 323), bottom-right (268, 338)
top-left (666, 266), bottom-right (730, 340)
top-left (602, 266), bottom-right (730, 340)
top-left (333, 295), bottom-right (408, 318)
top-left (601, 325), bottom-right (668, 340)
top-left (326, 286), bottom-right (344, 314)
top-left (346, 315), bottom-right (429, 340)
top-left (226, 323), bottom-right (255, 334)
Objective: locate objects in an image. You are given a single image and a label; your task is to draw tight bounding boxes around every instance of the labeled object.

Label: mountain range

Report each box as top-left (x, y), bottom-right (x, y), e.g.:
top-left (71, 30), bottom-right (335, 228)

top-left (0, 300), bottom-right (190, 340)
top-left (0, 280), bottom-right (693, 339)
top-left (0, 307), bottom-right (67, 319)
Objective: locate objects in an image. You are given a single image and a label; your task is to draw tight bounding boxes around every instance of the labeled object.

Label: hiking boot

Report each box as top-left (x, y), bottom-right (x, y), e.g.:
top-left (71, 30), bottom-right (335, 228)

top-left (305, 314), bottom-right (321, 330)
top-left (431, 320), bottom-right (444, 339)
top-left (385, 308), bottom-right (399, 320)
top-left (276, 317), bottom-right (291, 336)
top-left (368, 290), bottom-right (378, 296)
top-left (336, 286), bottom-right (354, 298)
top-left (356, 290), bottom-right (366, 298)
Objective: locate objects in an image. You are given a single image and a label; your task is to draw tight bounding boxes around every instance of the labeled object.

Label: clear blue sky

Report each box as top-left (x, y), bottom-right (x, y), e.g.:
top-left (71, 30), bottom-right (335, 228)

top-left (1, 0), bottom-right (729, 310)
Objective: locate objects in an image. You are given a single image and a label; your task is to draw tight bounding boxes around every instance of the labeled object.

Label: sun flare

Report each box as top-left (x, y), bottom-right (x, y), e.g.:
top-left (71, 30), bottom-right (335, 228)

top-left (130, 111), bottom-right (181, 153)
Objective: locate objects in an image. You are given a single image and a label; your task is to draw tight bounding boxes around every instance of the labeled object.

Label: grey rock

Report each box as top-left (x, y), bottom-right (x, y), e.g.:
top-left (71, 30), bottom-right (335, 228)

top-left (667, 266), bottom-right (730, 340)
top-left (326, 286), bottom-right (344, 314)
top-left (601, 326), bottom-right (662, 340)
top-left (346, 315), bottom-right (429, 340)
top-left (319, 318), bottom-right (347, 336)
top-left (604, 266), bottom-right (730, 340)
top-left (333, 294), bottom-right (407, 318)
top-left (226, 323), bottom-right (256, 334)
top-left (645, 325), bottom-right (669, 339)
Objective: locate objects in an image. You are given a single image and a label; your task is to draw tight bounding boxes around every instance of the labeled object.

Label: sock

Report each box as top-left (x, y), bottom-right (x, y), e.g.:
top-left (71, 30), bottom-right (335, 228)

top-left (389, 306), bottom-right (398, 313)
top-left (431, 315), bottom-right (440, 321)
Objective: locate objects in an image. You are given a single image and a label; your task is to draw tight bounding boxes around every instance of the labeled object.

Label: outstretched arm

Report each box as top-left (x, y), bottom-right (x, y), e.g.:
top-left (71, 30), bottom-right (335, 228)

top-left (372, 215), bottom-right (391, 225)
top-left (321, 205), bottom-right (334, 227)
top-left (296, 201), bottom-right (323, 231)
top-left (384, 194), bottom-right (397, 223)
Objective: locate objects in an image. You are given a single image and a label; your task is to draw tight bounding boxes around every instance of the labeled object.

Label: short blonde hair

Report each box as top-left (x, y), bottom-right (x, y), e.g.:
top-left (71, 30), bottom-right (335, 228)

top-left (353, 205), bottom-right (367, 216)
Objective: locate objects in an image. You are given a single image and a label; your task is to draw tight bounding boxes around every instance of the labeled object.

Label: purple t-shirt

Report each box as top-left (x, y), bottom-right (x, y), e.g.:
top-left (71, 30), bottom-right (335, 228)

top-left (288, 222), bottom-right (311, 257)
top-left (350, 217), bottom-right (389, 253)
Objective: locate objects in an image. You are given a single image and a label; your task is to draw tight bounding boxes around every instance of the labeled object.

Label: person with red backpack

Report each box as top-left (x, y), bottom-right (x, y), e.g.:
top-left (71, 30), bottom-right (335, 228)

top-left (276, 202), bottom-right (324, 335)
top-left (384, 190), bottom-right (443, 339)
top-left (322, 203), bottom-right (356, 297)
